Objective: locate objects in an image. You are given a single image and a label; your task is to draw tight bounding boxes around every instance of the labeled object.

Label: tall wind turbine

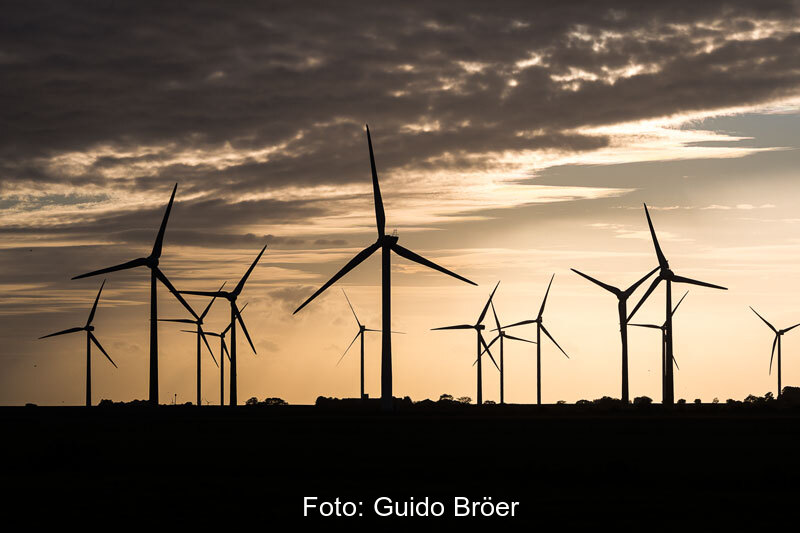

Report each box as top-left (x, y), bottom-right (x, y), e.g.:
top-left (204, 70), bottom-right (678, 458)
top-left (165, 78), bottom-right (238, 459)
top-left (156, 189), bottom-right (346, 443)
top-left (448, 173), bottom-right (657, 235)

top-left (481, 301), bottom-right (536, 405)
top-left (630, 290), bottom-right (689, 401)
top-left (749, 307), bottom-right (800, 399)
top-left (160, 282), bottom-right (224, 405)
top-left (180, 246), bottom-right (266, 406)
top-left (338, 289), bottom-right (404, 399)
top-left (627, 204), bottom-right (727, 405)
top-left (39, 280), bottom-right (117, 406)
top-left (432, 281), bottom-right (500, 405)
top-left (499, 275), bottom-right (568, 405)
top-left (189, 303), bottom-right (248, 406)
top-left (570, 266), bottom-right (658, 403)
top-left (71, 183), bottom-right (197, 405)
top-left (293, 125), bottom-right (476, 410)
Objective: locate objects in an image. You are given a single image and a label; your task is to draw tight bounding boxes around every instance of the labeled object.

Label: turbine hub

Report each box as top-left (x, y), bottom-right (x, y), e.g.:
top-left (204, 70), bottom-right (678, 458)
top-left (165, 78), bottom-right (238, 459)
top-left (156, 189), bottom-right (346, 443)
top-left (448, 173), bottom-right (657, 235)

top-left (86, 325), bottom-right (94, 332)
top-left (384, 234), bottom-right (399, 245)
top-left (476, 324), bottom-right (485, 330)
top-left (146, 256), bottom-right (159, 268)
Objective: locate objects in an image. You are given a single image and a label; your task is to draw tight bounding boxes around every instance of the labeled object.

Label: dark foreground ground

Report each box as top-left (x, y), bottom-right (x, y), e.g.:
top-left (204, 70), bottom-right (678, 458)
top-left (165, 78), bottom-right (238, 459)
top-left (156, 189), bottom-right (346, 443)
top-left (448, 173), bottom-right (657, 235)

top-left (2, 402), bottom-right (800, 529)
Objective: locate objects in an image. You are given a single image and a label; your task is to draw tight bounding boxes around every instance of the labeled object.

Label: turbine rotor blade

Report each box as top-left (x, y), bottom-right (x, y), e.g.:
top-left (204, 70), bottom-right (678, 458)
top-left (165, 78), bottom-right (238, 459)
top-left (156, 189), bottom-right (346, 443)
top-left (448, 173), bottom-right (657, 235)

top-left (151, 183), bottom-right (178, 259)
top-left (625, 266), bottom-right (660, 297)
top-left (671, 274), bottom-right (727, 291)
top-left (39, 326), bottom-right (84, 339)
top-left (342, 288), bottom-right (361, 326)
top-left (199, 325), bottom-right (215, 362)
top-left (86, 279), bottom-right (106, 326)
top-left (336, 331), bottom-right (361, 366)
top-left (627, 276), bottom-right (662, 322)
top-left (293, 242), bottom-right (381, 314)
top-left (671, 291), bottom-right (689, 316)
top-left (431, 324), bottom-right (474, 331)
top-left (233, 245), bottom-right (267, 296)
top-left (750, 306), bottom-right (777, 333)
top-left (538, 274), bottom-right (555, 319)
top-left (391, 243), bottom-right (476, 286)
top-left (158, 319), bottom-right (197, 324)
top-left (179, 290), bottom-right (224, 298)
top-left (477, 281), bottom-right (500, 325)
top-left (643, 203), bottom-right (669, 269)
top-left (155, 268), bottom-right (199, 320)
top-left (366, 125), bottom-right (385, 237)
top-left (571, 268), bottom-right (619, 295)
top-left (782, 323), bottom-right (800, 334)
top-left (504, 334), bottom-right (536, 344)
top-left (89, 333), bottom-right (117, 368)
top-left (200, 282), bottom-right (226, 320)
top-left (500, 319), bottom-right (538, 330)
top-left (72, 257), bottom-right (148, 280)
top-left (541, 323), bottom-right (569, 359)
top-left (769, 335), bottom-right (777, 374)
top-left (480, 334), bottom-right (501, 354)
top-left (491, 301), bottom-right (502, 334)
top-left (234, 303), bottom-right (256, 355)
top-left (630, 323), bottom-right (662, 329)
top-left (479, 332), bottom-right (500, 371)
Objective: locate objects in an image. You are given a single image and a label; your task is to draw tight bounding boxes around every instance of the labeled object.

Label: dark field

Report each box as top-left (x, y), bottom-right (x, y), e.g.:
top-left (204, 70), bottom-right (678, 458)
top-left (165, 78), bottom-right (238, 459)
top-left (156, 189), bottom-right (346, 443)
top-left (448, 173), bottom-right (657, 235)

top-left (2, 402), bottom-right (799, 528)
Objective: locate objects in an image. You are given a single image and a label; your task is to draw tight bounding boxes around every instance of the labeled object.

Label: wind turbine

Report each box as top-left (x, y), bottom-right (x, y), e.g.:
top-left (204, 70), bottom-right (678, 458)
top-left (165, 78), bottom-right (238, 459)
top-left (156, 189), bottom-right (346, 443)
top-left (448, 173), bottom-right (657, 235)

top-left (499, 275), bottom-right (568, 405)
top-left (338, 289), bottom-right (404, 399)
top-left (570, 266), bottom-right (658, 402)
top-left (71, 183), bottom-right (197, 405)
top-left (630, 290), bottom-right (689, 401)
top-left (293, 125), bottom-right (476, 410)
top-left (39, 280), bottom-right (117, 406)
top-left (188, 303), bottom-right (248, 406)
top-left (749, 307), bottom-right (800, 399)
top-left (159, 282), bottom-right (225, 405)
top-left (432, 281), bottom-right (500, 405)
top-left (627, 204), bottom-right (727, 405)
top-left (180, 246), bottom-right (266, 406)
top-left (481, 301), bottom-right (536, 405)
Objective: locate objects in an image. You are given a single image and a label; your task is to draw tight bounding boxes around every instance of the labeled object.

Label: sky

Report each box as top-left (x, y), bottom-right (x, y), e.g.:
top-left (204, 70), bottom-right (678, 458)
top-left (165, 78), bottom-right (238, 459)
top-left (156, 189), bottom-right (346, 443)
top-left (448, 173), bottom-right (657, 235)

top-left (2, 0), bottom-right (800, 405)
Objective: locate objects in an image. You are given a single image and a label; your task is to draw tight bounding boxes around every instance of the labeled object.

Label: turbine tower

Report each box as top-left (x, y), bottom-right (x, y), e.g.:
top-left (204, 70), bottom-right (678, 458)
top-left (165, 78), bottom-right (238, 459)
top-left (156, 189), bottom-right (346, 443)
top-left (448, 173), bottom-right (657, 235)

top-left (627, 204), bottom-right (727, 405)
top-left (570, 266), bottom-right (658, 402)
top-left (293, 125), bottom-right (476, 411)
top-left (630, 291), bottom-right (689, 401)
top-left (39, 280), bottom-right (117, 406)
top-left (181, 246), bottom-right (266, 406)
top-left (72, 183), bottom-right (197, 405)
top-left (159, 282), bottom-right (224, 405)
top-left (750, 307), bottom-right (800, 398)
top-left (432, 281), bottom-right (500, 405)
top-left (499, 275), bottom-right (568, 405)
top-left (481, 301), bottom-right (536, 405)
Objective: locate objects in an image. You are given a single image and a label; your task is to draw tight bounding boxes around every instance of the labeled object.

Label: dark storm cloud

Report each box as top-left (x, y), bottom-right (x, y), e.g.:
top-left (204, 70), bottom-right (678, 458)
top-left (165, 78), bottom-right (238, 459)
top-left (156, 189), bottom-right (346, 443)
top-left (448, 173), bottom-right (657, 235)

top-left (1, 0), bottom-right (799, 250)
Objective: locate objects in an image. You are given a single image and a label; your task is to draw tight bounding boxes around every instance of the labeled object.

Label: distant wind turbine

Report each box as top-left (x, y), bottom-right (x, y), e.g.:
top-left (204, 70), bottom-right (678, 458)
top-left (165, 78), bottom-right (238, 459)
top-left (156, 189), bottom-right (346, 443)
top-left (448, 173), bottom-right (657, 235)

top-left (749, 306), bottom-right (800, 399)
top-left (188, 303), bottom-right (248, 406)
top-left (160, 282), bottom-right (225, 405)
top-left (498, 275), bottom-right (568, 405)
top-left (39, 280), bottom-right (117, 406)
top-left (338, 289), bottom-right (404, 399)
top-left (627, 204), bottom-right (727, 405)
top-left (180, 246), bottom-right (266, 406)
top-left (71, 183), bottom-right (197, 405)
top-left (432, 281), bottom-right (500, 405)
top-left (481, 301), bottom-right (536, 405)
top-left (293, 125), bottom-right (476, 410)
top-left (570, 266), bottom-right (658, 402)
top-left (630, 290), bottom-right (689, 401)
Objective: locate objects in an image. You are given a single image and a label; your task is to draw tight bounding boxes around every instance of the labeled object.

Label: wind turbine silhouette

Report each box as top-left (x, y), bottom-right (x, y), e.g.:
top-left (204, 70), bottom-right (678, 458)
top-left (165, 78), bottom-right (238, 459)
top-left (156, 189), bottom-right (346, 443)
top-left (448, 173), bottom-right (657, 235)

top-left (180, 246), bottom-right (266, 406)
top-left (630, 290), bottom-right (689, 401)
top-left (338, 289), bottom-right (404, 399)
top-left (71, 183), bottom-right (197, 405)
top-left (481, 301), bottom-right (536, 405)
top-left (293, 125), bottom-right (476, 410)
top-left (749, 307), bottom-right (800, 399)
top-left (432, 281), bottom-right (500, 405)
top-left (188, 303), bottom-right (248, 406)
top-left (39, 280), bottom-right (117, 406)
top-left (160, 282), bottom-right (224, 405)
top-left (627, 204), bottom-right (727, 405)
top-left (497, 275), bottom-right (568, 405)
top-left (570, 266), bottom-right (658, 403)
